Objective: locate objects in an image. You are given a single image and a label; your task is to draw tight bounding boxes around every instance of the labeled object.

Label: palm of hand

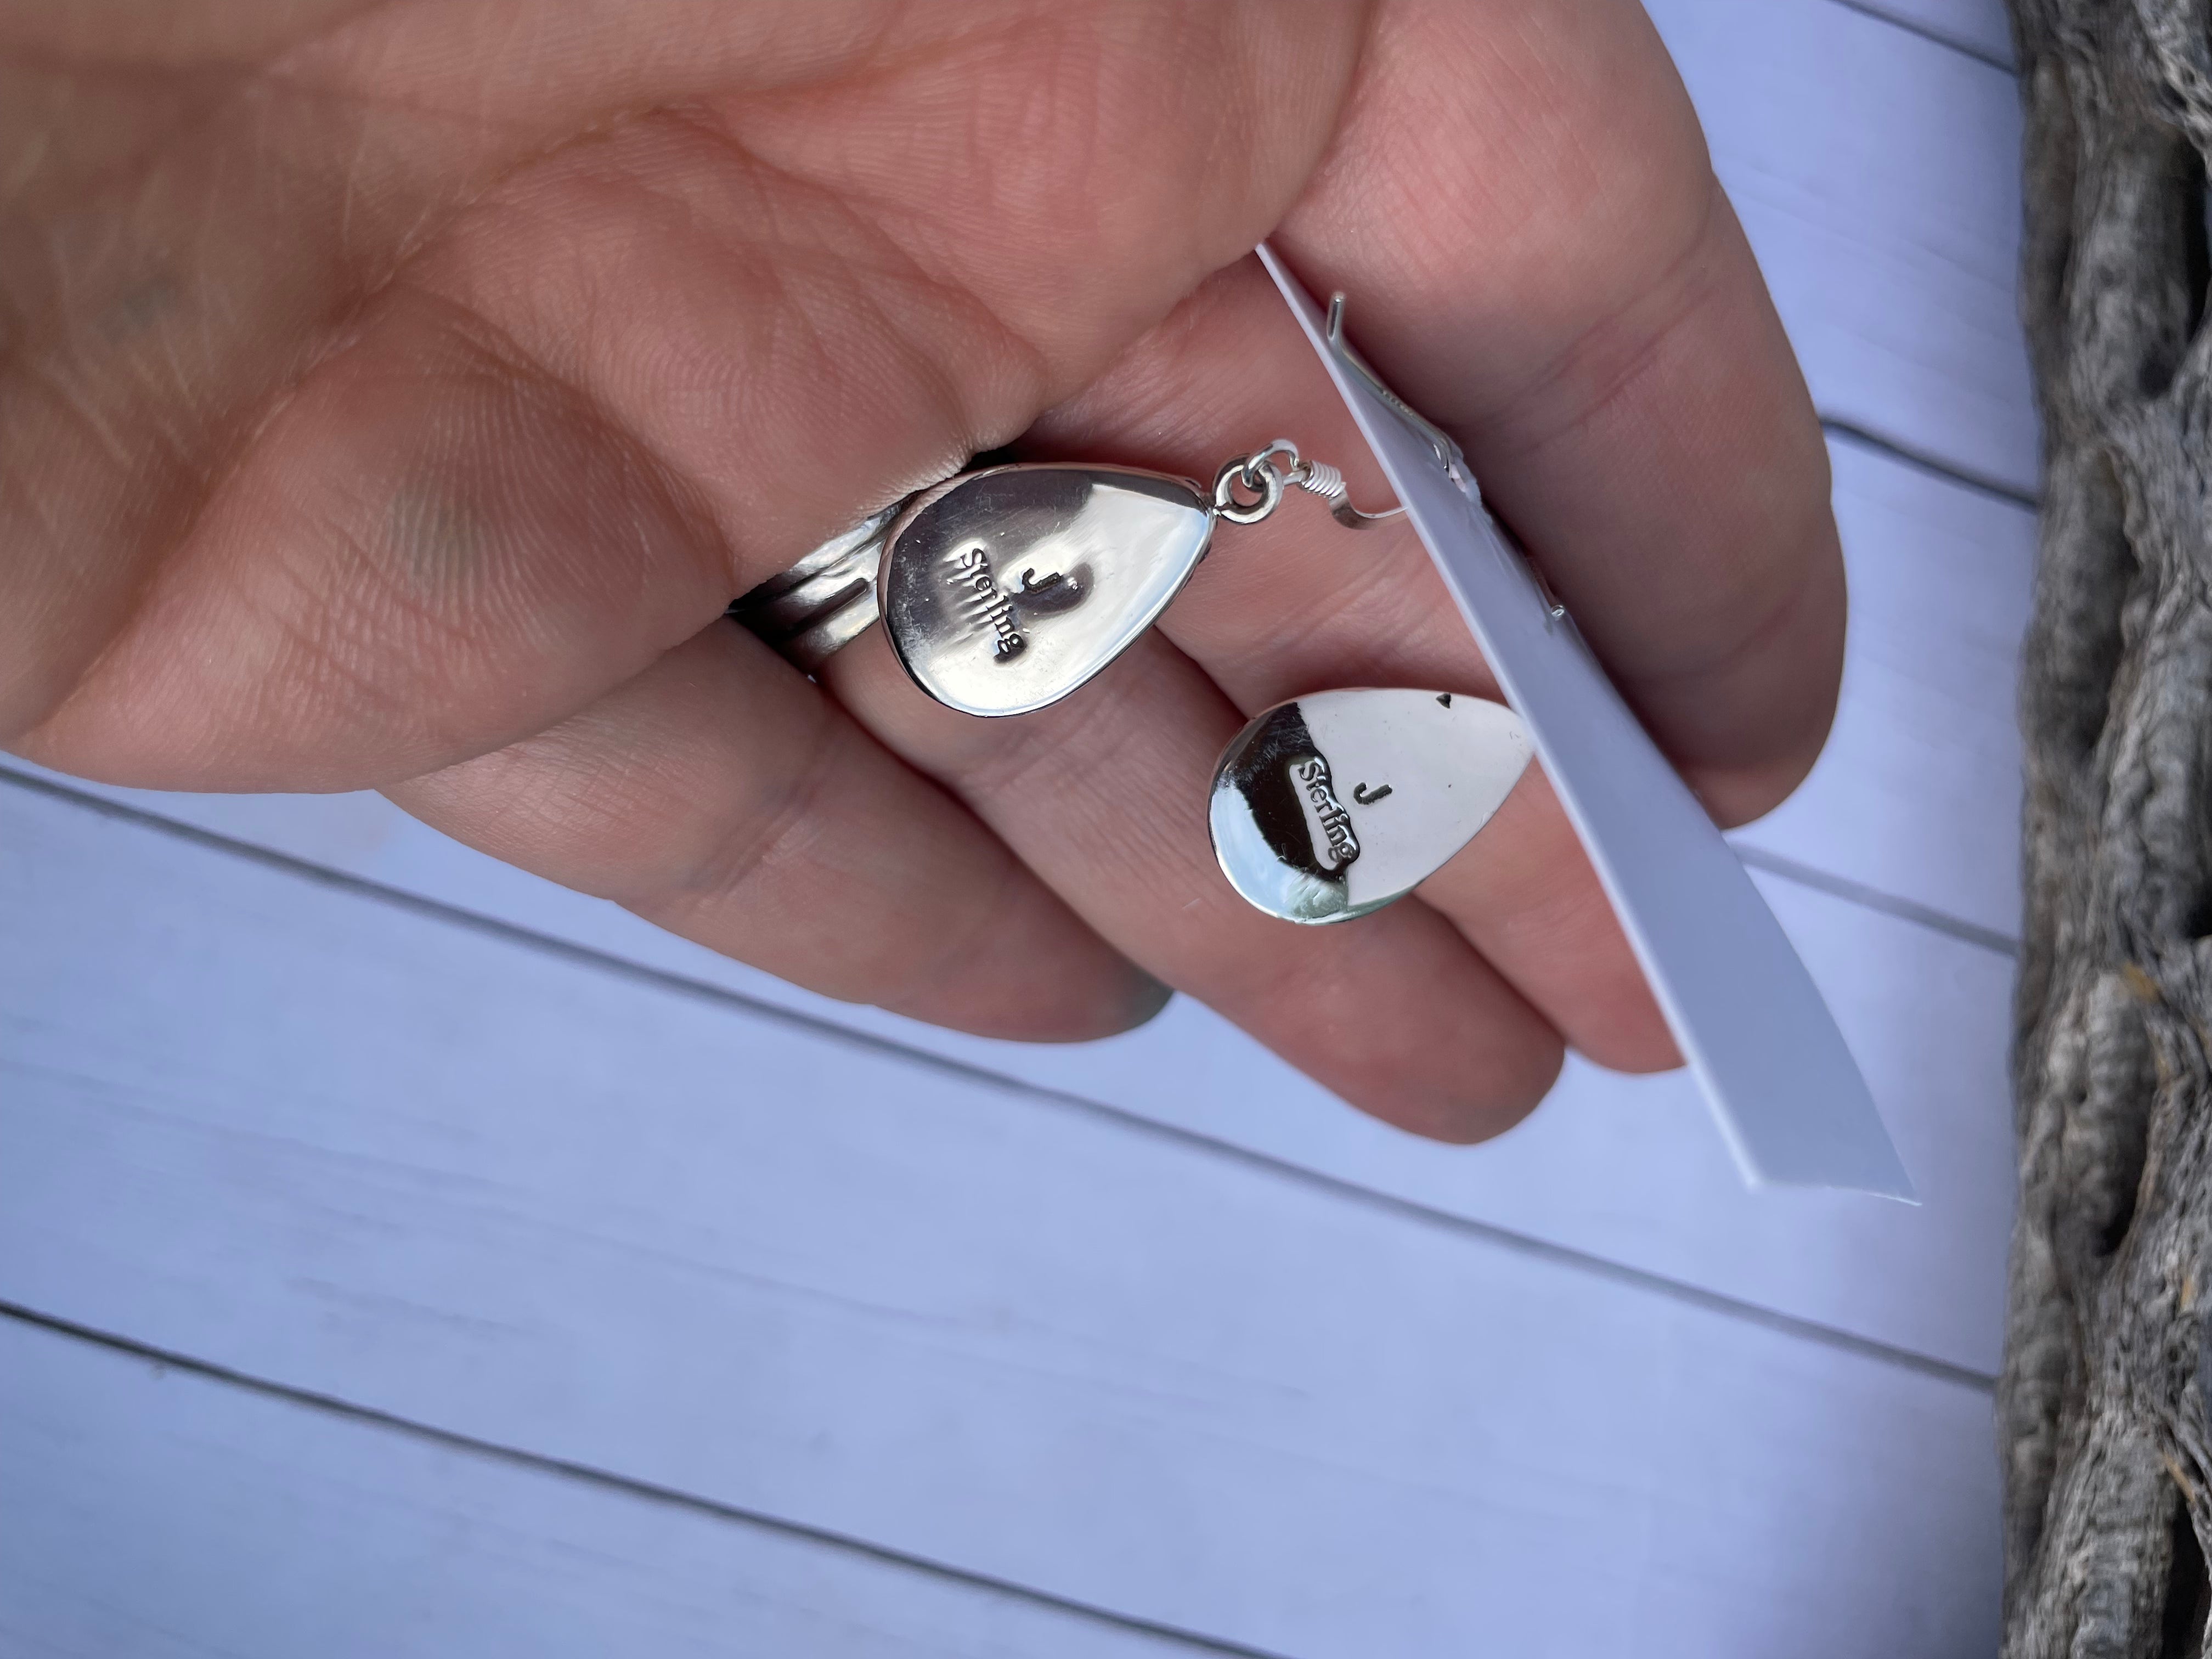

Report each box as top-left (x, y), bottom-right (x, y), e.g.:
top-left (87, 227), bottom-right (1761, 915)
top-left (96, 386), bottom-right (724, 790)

top-left (0, 0), bottom-right (1842, 1139)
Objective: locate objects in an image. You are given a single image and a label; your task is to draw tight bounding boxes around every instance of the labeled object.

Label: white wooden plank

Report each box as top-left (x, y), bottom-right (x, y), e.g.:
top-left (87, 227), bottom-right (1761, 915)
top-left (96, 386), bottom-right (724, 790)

top-left (0, 795), bottom-right (2001, 1656)
top-left (1651, 0), bottom-right (2034, 495)
top-left (0, 771), bottom-right (2017, 1375)
top-left (1731, 434), bottom-right (2033, 942)
top-left (0, 1317), bottom-right (1219, 1659)
top-left (1832, 0), bottom-right (2014, 68)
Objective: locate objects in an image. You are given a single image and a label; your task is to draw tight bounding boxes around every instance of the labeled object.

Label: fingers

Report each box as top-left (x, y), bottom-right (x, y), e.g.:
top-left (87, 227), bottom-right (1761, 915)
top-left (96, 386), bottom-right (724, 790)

top-left (1409, 772), bottom-right (1678, 1071)
top-left (1023, 258), bottom-right (1677, 1073)
top-left (1015, 0), bottom-right (1841, 1073)
top-left (388, 621), bottom-right (1165, 1042)
top-left (21, 285), bottom-right (743, 790)
top-left (820, 623), bottom-right (1565, 1142)
top-left (10, 4), bottom-right (1366, 788)
top-left (2, 0), bottom-right (1832, 1136)
top-left (1275, 0), bottom-right (1846, 820)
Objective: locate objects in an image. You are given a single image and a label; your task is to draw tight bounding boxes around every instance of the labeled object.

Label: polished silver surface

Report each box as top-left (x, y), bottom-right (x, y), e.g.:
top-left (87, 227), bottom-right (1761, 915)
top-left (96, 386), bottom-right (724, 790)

top-left (1210, 688), bottom-right (1532, 924)
top-left (878, 465), bottom-right (1214, 718)
top-left (727, 503), bottom-right (902, 673)
top-left (1212, 452), bottom-right (1285, 525)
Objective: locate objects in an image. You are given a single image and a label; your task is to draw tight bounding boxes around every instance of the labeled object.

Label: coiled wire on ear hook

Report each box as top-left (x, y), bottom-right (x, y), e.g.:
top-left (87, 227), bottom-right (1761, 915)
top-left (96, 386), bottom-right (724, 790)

top-left (1212, 439), bottom-right (1406, 529)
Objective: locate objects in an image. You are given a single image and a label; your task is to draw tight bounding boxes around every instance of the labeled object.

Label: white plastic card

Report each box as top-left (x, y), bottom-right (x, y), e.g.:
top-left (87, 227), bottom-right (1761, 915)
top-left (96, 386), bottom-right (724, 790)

top-left (1259, 244), bottom-right (1912, 1199)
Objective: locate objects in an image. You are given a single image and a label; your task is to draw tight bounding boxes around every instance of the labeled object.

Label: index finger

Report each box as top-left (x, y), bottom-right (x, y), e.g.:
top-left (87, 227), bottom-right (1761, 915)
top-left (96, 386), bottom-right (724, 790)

top-left (1273, 0), bottom-right (1843, 822)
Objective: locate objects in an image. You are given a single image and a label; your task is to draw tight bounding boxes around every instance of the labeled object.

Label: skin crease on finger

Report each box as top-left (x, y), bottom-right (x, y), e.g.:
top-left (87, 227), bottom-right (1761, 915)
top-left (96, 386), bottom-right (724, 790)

top-left (0, 0), bottom-right (1843, 1138)
top-left (389, 625), bottom-right (1173, 1043)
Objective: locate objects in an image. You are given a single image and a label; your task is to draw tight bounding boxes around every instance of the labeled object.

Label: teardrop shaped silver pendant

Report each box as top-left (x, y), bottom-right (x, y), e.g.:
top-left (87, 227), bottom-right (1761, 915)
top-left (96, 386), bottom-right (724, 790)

top-left (878, 465), bottom-right (1213, 718)
top-left (1210, 689), bottom-right (1532, 923)
top-left (731, 441), bottom-right (1405, 715)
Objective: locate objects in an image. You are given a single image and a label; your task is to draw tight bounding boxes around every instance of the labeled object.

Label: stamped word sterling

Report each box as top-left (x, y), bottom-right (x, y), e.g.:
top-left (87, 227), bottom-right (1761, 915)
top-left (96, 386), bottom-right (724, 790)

top-left (1211, 690), bottom-right (1531, 926)
top-left (944, 543), bottom-right (1090, 665)
top-left (1290, 753), bottom-right (1361, 873)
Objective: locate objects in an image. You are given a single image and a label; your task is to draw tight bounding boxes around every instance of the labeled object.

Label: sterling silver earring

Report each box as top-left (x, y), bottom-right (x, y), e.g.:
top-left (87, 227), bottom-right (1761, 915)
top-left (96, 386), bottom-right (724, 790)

top-left (1209, 687), bottom-right (1531, 923)
top-left (731, 441), bottom-right (1398, 717)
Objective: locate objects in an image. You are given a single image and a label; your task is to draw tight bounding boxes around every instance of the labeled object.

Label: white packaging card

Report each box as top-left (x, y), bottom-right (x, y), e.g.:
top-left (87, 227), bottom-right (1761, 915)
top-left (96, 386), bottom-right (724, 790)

top-left (1260, 244), bottom-right (1912, 1199)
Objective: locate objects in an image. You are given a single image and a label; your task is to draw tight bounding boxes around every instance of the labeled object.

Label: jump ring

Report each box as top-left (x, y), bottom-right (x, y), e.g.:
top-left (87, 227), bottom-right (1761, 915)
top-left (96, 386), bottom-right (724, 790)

top-left (1213, 454), bottom-right (1284, 525)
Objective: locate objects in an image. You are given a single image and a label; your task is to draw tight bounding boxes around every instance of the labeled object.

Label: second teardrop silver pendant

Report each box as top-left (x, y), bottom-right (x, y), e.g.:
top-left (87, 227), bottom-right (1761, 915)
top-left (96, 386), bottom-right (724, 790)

top-left (1210, 688), bottom-right (1533, 924)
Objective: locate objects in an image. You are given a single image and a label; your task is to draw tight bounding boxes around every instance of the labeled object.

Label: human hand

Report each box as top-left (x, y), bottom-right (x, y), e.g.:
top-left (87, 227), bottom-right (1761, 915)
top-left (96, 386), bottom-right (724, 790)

top-left (1, 1), bottom-right (1842, 1141)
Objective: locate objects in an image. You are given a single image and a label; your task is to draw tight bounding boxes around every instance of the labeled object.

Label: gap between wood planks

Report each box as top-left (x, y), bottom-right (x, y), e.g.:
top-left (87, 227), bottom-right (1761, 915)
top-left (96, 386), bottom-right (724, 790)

top-left (0, 763), bottom-right (1999, 1394)
top-left (1737, 843), bottom-right (2019, 957)
top-left (0, 1298), bottom-right (1297, 1659)
top-left (1822, 0), bottom-right (2016, 72)
top-left (1824, 420), bottom-right (2039, 515)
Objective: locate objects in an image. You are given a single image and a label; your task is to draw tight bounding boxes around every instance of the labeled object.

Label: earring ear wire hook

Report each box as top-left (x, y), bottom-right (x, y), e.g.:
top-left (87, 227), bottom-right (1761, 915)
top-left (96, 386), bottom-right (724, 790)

top-left (1214, 438), bottom-right (1404, 528)
top-left (1323, 292), bottom-right (1470, 488)
top-left (1321, 294), bottom-right (1568, 622)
